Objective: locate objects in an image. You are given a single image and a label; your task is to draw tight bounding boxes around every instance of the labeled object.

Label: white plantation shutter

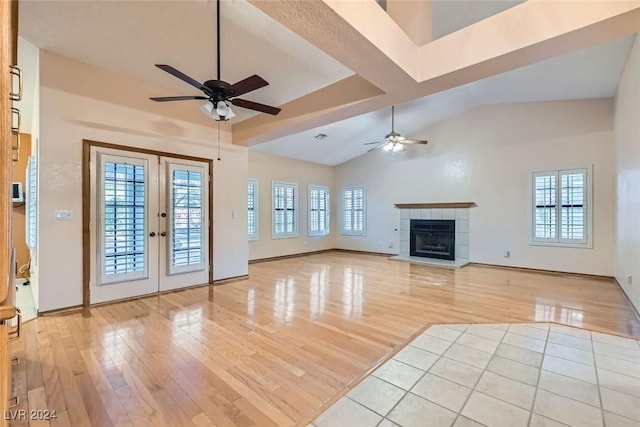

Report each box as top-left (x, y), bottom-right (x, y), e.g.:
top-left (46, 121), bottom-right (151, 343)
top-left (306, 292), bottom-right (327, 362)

top-left (560, 170), bottom-right (586, 243)
top-left (308, 185), bottom-right (329, 236)
top-left (26, 156), bottom-right (38, 250)
top-left (168, 165), bottom-right (205, 273)
top-left (99, 157), bottom-right (148, 283)
top-left (533, 172), bottom-right (557, 241)
top-left (248, 179), bottom-right (258, 240)
top-left (531, 168), bottom-right (590, 246)
top-left (272, 181), bottom-right (298, 238)
top-left (342, 186), bottom-right (366, 236)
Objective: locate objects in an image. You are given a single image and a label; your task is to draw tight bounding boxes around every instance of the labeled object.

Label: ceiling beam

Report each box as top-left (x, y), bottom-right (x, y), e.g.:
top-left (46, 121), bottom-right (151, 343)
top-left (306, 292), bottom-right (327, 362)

top-left (234, 0), bottom-right (640, 147)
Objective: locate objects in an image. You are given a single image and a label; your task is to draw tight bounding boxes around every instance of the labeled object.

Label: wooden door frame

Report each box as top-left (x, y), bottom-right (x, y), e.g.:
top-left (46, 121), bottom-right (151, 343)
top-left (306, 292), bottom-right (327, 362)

top-left (82, 139), bottom-right (214, 309)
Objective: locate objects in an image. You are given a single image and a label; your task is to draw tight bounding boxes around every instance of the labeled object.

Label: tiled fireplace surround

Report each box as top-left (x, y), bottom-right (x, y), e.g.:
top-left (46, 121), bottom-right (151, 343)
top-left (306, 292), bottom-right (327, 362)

top-left (398, 204), bottom-right (472, 264)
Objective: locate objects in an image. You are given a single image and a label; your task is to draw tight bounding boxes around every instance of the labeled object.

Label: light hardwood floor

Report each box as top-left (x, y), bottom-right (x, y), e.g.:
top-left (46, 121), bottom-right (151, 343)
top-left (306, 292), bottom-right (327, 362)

top-left (9, 252), bottom-right (640, 426)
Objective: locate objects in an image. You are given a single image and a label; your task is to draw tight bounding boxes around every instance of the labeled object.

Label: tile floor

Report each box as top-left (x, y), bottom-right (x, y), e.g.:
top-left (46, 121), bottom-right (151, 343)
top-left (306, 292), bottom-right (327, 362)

top-left (15, 280), bottom-right (37, 321)
top-left (309, 323), bottom-right (640, 427)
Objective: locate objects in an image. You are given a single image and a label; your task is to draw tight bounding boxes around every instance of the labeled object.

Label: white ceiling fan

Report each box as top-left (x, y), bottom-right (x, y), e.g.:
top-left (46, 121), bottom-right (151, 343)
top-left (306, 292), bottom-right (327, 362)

top-left (365, 106), bottom-right (428, 152)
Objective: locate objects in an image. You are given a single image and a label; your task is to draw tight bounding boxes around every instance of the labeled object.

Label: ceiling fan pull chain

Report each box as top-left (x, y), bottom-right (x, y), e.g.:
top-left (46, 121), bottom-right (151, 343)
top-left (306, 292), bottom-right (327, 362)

top-left (217, 121), bottom-right (221, 161)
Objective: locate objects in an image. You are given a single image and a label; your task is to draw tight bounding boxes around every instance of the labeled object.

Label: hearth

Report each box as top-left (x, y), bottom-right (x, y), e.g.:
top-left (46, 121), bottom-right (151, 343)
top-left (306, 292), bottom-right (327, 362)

top-left (410, 219), bottom-right (455, 260)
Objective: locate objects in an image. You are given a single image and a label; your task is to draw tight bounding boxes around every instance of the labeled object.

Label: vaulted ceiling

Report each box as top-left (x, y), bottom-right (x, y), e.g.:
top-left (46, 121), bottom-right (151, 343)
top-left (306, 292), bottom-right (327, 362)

top-left (19, 0), bottom-right (640, 165)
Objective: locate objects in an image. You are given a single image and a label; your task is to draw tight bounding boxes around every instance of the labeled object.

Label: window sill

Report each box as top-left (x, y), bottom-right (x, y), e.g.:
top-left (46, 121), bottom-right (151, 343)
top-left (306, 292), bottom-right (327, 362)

top-left (341, 232), bottom-right (366, 237)
top-left (272, 233), bottom-right (299, 240)
top-left (529, 241), bottom-right (592, 249)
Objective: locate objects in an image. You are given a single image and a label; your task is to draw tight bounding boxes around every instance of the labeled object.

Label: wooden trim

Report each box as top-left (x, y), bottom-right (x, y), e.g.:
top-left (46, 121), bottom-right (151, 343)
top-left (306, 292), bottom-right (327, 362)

top-left (249, 249), bottom-right (395, 264)
top-left (394, 202), bottom-right (477, 209)
top-left (38, 304), bottom-right (84, 317)
top-left (614, 277), bottom-right (640, 322)
top-left (208, 157), bottom-right (214, 299)
top-left (0, 0), bottom-right (13, 307)
top-left (82, 141), bottom-right (91, 308)
top-left (83, 139), bottom-right (215, 163)
top-left (248, 249), bottom-right (335, 264)
top-left (332, 248), bottom-right (395, 257)
top-left (10, 0), bottom-right (17, 65)
top-left (82, 139), bottom-right (215, 309)
top-left (469, 262), bottom-right (615, 282)
top-left (45, 275), bottom-right (248, 314)
top-left (212, 274), bottom-right (249, 286)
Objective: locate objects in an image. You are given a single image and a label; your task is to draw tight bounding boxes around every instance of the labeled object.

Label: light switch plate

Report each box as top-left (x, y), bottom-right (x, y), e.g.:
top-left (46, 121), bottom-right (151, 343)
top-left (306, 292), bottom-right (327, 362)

top-left (54, 210), bottom-right (73, 220)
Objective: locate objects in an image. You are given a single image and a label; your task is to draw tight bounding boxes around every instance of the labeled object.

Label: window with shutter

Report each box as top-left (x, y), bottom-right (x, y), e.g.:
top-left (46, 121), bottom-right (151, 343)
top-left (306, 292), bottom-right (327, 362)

top-left (308, 185), bottom-right (329, 236)
top-left (342, 186), bottom-right (366, 236)
top-left (531, 168), bottom-right (590, 247)
top-left (248, 179), bottom-right (258, 241)
top-left (26, 156), bottom-right (38, 251)
top-left (272, 181), bottom-right (298, 238)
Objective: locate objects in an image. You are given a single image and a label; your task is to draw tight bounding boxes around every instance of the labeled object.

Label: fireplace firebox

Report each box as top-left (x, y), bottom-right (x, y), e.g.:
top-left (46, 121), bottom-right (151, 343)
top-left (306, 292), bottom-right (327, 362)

top-left (410, 219), bottom-right (455, 260)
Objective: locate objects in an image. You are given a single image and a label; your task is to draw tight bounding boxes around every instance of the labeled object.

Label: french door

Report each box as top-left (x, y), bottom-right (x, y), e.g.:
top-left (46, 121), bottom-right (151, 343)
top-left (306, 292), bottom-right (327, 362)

top-left (89, 146), bottom-right (210, 304)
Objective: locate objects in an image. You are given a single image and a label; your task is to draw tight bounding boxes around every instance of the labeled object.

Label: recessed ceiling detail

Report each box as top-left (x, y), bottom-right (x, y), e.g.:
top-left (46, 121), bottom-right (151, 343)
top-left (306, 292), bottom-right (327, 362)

top-left (19, 0), bottom-right (353, 122)
top-left (430, 0), bottom-right (526, 40)
top-left (251, 36), bottom-right (635, 166)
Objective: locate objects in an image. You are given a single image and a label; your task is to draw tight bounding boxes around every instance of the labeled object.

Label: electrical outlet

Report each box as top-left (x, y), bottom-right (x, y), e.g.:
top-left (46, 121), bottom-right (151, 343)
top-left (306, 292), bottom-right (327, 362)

top-left (627, 274), bottom-right (633, 286)
top-left (503, 250), bottom-right (510, 258)
top-left (388, 242), bottom-right (393, 248)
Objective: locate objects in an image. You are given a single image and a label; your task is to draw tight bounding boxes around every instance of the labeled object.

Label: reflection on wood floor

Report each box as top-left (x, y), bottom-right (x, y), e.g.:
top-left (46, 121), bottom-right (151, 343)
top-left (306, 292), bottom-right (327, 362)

top-left (9, 252), bottom-right (640, 426)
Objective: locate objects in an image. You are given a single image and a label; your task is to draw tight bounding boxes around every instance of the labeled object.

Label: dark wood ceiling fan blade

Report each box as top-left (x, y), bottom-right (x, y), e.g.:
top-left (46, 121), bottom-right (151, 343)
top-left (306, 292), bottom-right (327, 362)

top-left (227, 75), bottom-right (269, 97)
top-left (231, 98), bottom-right (281, 115)
top-left (155, 64), bottom-right (209, 93)
top-left (402, 139), bottom-right (429, 144)
top-left (364, 141), bottom-right (385, 145)
top-left (150, 96), bottom-right (208, 102)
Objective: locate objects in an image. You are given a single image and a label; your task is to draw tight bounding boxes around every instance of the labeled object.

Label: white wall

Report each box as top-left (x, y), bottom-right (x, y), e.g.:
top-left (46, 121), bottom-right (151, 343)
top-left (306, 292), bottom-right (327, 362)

top-left (38, 52), bottom-right (248, 312)
top-left (248, 151), bottom-right (335, 260)
top-left (335, 99), bottom-right (616, 276)
top-left (614, 36), bottom-right (640, 313)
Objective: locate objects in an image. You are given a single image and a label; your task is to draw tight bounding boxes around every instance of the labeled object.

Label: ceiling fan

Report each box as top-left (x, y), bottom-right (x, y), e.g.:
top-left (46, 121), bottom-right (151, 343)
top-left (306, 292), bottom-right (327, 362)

top-left (365, 106), bottom-right (428, 152)
top-left (149, 0), bottom-right (281, 120)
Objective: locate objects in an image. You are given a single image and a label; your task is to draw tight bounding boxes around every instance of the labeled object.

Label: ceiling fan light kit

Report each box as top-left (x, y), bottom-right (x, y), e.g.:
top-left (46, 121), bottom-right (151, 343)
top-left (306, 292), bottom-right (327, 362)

top-left (201, 100), bottom-right (235, 121)
top-left (383, 142), bottom-right (406, 152)
top-left (365, 106), bottom-right (428, 153)
top-left (150, 0), bottom-right (281, 121)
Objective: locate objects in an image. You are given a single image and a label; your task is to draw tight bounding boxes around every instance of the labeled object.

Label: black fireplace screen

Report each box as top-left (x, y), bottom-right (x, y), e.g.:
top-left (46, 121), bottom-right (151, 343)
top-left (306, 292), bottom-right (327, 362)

top-left (410, 219), bottom-right (455, 260)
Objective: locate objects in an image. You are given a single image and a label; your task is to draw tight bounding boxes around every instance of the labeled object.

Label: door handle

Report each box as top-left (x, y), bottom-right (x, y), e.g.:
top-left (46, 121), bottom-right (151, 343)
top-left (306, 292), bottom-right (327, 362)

top-left (8, 308), bottom-right (21, 341)
top-left (9, 65), bottom-right (23, 101)
top-left (149, 232), bottom-right (156, 237)
top-left (11, 107), bottom-right (20, 134)
top-left (160, 232), bottom-right (166, 237)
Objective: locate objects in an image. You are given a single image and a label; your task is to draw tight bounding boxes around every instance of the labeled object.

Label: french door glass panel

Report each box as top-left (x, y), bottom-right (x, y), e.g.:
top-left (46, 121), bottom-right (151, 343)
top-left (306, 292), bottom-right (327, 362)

top-left (167, 162), bottom-right (205, 275)
top-left (98, 154), bottom-right (149, 285)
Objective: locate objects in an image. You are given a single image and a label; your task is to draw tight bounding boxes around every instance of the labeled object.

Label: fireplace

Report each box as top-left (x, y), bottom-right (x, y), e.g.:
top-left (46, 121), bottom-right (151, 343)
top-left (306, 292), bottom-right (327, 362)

top-left (410, 219), bottom-right (455, 260)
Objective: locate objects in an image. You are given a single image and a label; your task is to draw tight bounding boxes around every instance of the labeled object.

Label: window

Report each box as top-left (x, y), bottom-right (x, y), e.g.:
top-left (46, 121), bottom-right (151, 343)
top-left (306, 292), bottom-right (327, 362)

top-left (26, 156), bottom-right (37, 251)
top-left (531, 168), bottom-right (591, 247)
top-left (308, 185), bottom-right (330, 236)
top-left (342, 186), bottom-right (366, 236)
top-left (101, 159), bottom-right (147, 281)
top-left (248, 179), bottom-right (258, 241)
top-left (272, 181), bottom-right (298, 238)
top-left (169, 165), bottom-right (204, 272)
